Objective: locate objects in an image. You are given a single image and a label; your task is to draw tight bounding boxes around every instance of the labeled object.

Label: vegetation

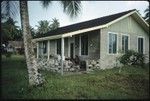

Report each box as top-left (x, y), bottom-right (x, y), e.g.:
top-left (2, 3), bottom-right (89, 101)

top-left (36, 18), bottom-right (60, 35)
top-left (50, 18), bottom-right (60, 30)
top-left (36, 20), bottom-right (51, 34)
top-left (1, 17), bottom-right (22, 44)
top-left (118, 50), bottom-right (145, 67)
top-left (144, 6), bottom-right (149, 24)
top-left (1, 1), bottom-right (82, 86)
top-left (1, 55), bottom-right (149, 99)
top-left (1, 17), bottom-right (36, 43)
top-left (4, 52), bottom-right (13, 58)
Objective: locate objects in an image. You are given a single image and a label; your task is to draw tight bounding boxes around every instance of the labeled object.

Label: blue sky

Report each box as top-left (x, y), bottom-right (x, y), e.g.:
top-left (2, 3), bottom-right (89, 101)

top-left (16, 1), bottom-right (149, 29)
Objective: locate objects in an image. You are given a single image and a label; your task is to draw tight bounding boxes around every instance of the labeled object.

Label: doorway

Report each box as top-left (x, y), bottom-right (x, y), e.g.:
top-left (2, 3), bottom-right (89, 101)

top-left (70, 43), bottom-right (74, 59)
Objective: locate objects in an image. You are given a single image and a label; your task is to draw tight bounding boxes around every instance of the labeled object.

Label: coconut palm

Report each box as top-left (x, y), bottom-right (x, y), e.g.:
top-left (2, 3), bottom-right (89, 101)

top-left (1, 1), bottom-right (81, 86)
top-left (29, 26), bottom-right (36, 37)
top-left (36, 20), bottom-right (51, 34)
top-left (50, 18), bottom-right (60, 30)
top-left (1, 17), bottom-right (19, 42)
top-left (144, 6), bottom-right (149, 24)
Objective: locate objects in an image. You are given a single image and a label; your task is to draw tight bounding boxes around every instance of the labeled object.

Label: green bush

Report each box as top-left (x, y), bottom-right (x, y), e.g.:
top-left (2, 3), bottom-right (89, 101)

top-left (118, 50), bottom-right (145, 66)
top-left (5, 52), bottom-right (13, 58)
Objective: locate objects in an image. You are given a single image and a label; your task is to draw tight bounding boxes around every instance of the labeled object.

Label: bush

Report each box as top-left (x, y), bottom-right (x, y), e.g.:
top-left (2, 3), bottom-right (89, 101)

top-left (5, 52), bottom-right (13, 58)
top-left (18, 48), bottom-right (24, 55)
top-left (118, 50), bottom-right (145, 66)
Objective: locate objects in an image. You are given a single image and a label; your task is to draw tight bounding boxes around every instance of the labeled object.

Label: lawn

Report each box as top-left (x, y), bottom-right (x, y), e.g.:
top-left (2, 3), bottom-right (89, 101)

top-left (1, 55), bottom-right (149, 99)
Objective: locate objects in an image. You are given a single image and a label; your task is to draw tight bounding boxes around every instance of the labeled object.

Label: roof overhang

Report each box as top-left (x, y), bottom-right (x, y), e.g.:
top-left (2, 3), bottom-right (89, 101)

top-left (33, 10), bottom-right (149, 42)
top-left (33, 24), bottom-right (107, 42)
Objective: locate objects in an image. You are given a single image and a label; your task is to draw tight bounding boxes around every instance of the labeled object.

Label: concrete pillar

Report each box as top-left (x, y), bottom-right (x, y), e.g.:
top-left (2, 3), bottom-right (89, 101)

top-left (47, 40), bottom-right (50, 60)
top-left (79, 34), bottom-right (81, 56)
top-left (61, 37), bottom-right (64, 75)
top-left (37, 42), bottom-right (39, 59)
top-left (85, 60), bottom-right (89, 71)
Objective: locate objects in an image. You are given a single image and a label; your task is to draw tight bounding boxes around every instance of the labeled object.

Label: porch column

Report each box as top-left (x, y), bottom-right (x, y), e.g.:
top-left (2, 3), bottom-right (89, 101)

top-left (37, 42), bottom-right (39, 59)
top-left (61, 37), bottom-right (64, 75)
top-left (47, 40), bottom-right (50, 60)
top-left (79, 34), bottom-right (81, 56)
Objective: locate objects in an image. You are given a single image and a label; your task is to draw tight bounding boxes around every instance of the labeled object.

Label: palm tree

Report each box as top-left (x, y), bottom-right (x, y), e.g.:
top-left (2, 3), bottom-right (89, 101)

top-left (50, 18), bottom-right (60, 30)
top-left (144, 6), bottom-right (149, 24)
top-left (1, 1), bottom-right (81, 86)
top-left (36, 20), bottom-right (51, 34)
top-left (29, 26), bottom-right (36, 37)
top-left (1, 17), bottom-right (19, 42)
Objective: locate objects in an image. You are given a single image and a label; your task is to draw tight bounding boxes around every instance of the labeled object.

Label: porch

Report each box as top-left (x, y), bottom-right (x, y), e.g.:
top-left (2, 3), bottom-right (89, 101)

top-left (34, 29), bottom-right (101, 74)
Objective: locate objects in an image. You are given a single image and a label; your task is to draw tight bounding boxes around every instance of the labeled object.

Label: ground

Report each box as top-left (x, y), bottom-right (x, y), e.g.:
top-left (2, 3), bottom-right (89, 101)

top-left (1, 55), bottom-right (149, 99)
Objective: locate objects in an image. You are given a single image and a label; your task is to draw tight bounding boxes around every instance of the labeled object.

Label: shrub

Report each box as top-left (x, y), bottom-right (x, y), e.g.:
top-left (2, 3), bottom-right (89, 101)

top-left (18, 48), bottom-right (24, 55)
top-left (5, 52), bottom-right (13, 58)
top-left (118, 50), bottom-right (145, 66)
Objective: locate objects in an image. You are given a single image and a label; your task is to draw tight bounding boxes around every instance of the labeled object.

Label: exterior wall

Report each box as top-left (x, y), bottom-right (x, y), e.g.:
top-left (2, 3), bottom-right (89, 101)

top-left (38, 38), bottom-right (69, 58)
top-left (49, 40), bottom-right (56, 55)
top-left (100, 15), bottom-right (149, 69)
top-left (38, 30), bottom-right (100, 60)
top-left (49, 38), bottom-right (69, 57)
top-left (39, 41), bottom-right (44, 56)
top-left (64, 37), bottom-right (69, 57)
top-left (87, 30), bottom-right (100, 60)
top-left (77, 30), bottom-right (100, 60)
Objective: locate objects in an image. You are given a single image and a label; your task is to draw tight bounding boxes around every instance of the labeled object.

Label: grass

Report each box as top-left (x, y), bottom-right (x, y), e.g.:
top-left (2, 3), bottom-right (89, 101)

top-left (1, 55), bottom-right (149, 99)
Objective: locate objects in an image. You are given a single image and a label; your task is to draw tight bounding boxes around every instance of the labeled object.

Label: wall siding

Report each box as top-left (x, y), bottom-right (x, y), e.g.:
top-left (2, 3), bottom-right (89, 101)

top-left (100, 15), bottom-right (149, 69)
top-left (80, 30), bottom-right (100, 60)
top-left (88, 30), bottom-right (100, 60)
top-left (50, 40), bottom-right (56, 55)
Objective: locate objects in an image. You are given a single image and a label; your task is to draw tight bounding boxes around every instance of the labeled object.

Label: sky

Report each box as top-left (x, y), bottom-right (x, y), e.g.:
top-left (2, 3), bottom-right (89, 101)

top-left (15, 1), bottom-right (149, 30)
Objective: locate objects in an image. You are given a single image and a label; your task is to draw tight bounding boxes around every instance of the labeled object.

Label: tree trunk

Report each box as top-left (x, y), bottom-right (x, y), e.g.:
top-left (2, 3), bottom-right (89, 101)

top-left (20, 1), bottom-right (44, 86)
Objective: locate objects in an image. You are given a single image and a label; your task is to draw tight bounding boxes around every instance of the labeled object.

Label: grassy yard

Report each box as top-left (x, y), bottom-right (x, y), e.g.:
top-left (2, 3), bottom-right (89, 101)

top-left (1, 55), bottom-right (149, 99)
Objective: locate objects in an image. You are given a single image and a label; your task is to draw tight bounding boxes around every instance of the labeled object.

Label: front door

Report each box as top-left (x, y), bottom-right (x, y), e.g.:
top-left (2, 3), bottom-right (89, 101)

top-left (70, 43), bottom-right (74, 59)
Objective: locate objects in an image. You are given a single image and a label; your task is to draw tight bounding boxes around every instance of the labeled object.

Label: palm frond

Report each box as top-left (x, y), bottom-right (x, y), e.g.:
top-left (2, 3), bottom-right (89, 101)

top-left (144, 6), bottom-right (149, 13)
top-left (50, 18), bottom-right (60, 30)
top-left (1, 1), bottom-right (19, 19)
top-left (144, 6), bottom-right (149, 21)
top-left (36, 20), bottom-right (51, 34)
top-left (60, 1), bottom-right (81, 18)
top-left (40, 0), bottom-right (52, 9)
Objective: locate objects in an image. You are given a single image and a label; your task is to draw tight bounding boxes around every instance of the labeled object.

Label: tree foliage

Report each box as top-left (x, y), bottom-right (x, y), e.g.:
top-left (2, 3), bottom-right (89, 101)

top-left (1, 1), bottom-right (19, 19)
top-left (36, 18), bottom-right (60, 35)
top-left (36, 20), bottom-right (51, 34)
top-left (50, 18), bottom-right (60, 30)
top-left (1, 0), bottom-right (82, 86)
top-left (41, 1), bottom-right (81, 19)
top-left (1, 17), bottom-right (22, 44)
top-left (144, 6), bottom-right (149, 24)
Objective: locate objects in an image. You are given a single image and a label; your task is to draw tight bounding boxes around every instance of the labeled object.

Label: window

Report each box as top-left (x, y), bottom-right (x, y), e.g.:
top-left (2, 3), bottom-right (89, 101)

top-left (57, 39), bottom-right (61, 55)
top-left (81, 34), bottom-right (88, 55)
top-left (43, 41), bottom-right (47, 54)
top-left (122, 35), bottom-right (129, 53)
top-left (109, 33), bottom-right (117, 54)
top-left (138, 37), bottom-right (144, 54)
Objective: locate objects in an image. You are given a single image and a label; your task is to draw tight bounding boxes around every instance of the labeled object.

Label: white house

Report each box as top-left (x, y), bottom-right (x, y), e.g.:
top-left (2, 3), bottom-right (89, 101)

top-left (33, 9), bottom-right (149, 72)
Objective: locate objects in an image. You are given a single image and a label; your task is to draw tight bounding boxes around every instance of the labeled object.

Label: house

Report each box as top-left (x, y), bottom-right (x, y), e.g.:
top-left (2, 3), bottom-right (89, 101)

top-left (7, 41), bottom-right (24, 54)
top-left (33, 9), bottom-right (149, 71)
